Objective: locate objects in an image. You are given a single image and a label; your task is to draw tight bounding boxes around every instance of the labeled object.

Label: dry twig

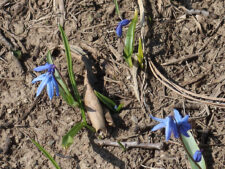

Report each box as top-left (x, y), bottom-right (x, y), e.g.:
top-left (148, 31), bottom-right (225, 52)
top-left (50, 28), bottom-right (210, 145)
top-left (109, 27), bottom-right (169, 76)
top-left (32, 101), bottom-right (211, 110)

top-left (94, 139), bottom-right (164, 150)
top-left (148, 59), bottom-right (225, 107)
top-left (162, 49), bottom-right (210, 66)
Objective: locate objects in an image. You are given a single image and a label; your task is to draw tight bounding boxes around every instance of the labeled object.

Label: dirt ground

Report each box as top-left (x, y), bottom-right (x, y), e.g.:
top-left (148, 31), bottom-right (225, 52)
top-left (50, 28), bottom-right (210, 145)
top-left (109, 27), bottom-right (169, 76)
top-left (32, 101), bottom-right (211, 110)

top-left (0, 0), bottom-right (224, 169)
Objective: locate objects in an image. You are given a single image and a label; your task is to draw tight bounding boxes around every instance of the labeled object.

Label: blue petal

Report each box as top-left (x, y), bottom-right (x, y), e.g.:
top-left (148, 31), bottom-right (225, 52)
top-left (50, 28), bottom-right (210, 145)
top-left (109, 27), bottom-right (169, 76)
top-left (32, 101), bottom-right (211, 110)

top-left (172, 122), bottom-right (179, 138)
top-left (150, 115), bottom-right (164, 123)
top-left (193, 150), bottom-right (202, 162)
top-left (120, 19), bottom-right (130, 26)
top-left (32, 74), bottom-right (47, 84)
top-left (174, 109), bottom-right (182, 122)
top-left (36, 75), bottom-right (49, 97)
top-left (52, 76), bottom-right (59, 96)
top-left (181, 121), bottom-right (191, 130)
top-left (151, 123), bottom-right (165, 132)
top-left (47, 76), bottom-right (54, 100)
top-left (180, 115), bottom-right (189, 123)
top-left (165, 117), bottom-right (173, 141)
top-left (116, 24), bottom-right (122, 37)
top-left (33, 63), bottom-right (51, 72)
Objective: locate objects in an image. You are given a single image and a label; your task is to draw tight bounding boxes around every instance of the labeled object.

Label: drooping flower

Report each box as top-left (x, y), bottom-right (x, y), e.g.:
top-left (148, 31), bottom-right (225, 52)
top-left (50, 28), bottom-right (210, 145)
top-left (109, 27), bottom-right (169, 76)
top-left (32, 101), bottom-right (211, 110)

top-left (193, 150), bottom-right (202, 162)
top-left (32, 63), bottom-right (59, 100)
top-left (150, 115), bottom-right (178, 141)
top-left (116, 19), bottom-right (130, 37)
top-left (173, 109), bottom-right (192, 137)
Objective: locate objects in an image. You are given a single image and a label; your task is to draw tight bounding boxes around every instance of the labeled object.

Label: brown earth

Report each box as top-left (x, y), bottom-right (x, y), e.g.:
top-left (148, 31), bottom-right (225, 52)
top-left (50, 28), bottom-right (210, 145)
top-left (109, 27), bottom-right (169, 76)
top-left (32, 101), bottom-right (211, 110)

top-left (0, 0), bottom-right (224, 169)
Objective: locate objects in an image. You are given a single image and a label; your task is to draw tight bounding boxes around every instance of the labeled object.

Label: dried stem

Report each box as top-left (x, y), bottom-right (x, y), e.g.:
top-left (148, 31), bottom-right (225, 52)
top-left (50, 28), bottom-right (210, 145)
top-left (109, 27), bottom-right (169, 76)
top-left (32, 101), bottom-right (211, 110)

top-left (161, 49), bottom-right (210, 66)
top-left (148, 60), bottom-right (225, 107)
top-left (94, 139), bottom-right (164, 150)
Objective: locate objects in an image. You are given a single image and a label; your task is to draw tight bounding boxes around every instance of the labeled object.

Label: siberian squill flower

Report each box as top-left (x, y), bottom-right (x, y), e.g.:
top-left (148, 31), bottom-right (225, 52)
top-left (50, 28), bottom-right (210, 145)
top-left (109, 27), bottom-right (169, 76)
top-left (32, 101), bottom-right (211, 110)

top-left (193, 150), bottom-right (202, 162)
top-left (173, 109), bottom-right (191, 137)
top-left (32, 63), bottom-right (59, 100)
top-left (150, 115), bottom-right (178, 141)
top-left (116, 19), bottom-right (130, 37)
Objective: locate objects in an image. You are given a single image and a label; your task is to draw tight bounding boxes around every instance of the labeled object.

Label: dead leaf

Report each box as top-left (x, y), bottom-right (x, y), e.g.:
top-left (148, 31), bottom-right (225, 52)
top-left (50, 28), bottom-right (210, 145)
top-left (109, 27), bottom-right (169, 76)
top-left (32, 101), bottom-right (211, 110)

top-left (103, 107), bottom-right (115, 127)
top-left (84, 71), bottom-right (106, 134)
top-left (131, 55), bottom-right (140, 102)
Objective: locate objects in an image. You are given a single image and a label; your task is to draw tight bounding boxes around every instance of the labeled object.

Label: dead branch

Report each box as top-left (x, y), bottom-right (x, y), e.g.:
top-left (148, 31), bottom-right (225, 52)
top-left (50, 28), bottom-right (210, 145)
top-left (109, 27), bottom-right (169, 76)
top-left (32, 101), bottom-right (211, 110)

top-left (161, 49), bottom-right (210, 66)
top-left (94, 139), bottom-right (164, 150)
top-left (180, 74), bottom-right (206, 86)
top-left (148, 59), bottom-right (225, 107)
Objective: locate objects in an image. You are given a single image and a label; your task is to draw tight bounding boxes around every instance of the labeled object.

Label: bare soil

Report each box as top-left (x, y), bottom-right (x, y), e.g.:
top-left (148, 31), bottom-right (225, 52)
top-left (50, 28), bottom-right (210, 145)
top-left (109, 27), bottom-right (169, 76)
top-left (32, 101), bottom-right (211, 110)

top-left (0, 0), bottom-right (224, 169)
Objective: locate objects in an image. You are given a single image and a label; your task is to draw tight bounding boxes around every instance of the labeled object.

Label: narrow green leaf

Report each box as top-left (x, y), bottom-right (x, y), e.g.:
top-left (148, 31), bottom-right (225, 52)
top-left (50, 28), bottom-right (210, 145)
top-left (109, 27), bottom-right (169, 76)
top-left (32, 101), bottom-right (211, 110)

top-left (94, 90), bottom-right (122, 113)
top-left (58, 26), bottom-right (87, 123)
top-left (181, 131), bottom-right (207, 169)
top-left (47, 51), bottom-right (78, 107)
top-left (123, 9), bottom-right (138, 67)
top-left (58, 25), bottom-right (81, 104)
top-left (137, 37), bottom-right (144, 68)
top-left (31, 139), bottom-right (61, 169)
top-left (148, 16), bottom-right (152, 23)
top-left (116, 103), bottom-right (123, 112)
top-left (117, 141), bottom-right (126, 151)
top-left (62, 122), bottom-right (84, 148)
top-left (114, 0), bottom-right (121, 19)
top-left (94, 90), bottom-right (116, 111)
top-left (84, 124), bottom-right (96, 133)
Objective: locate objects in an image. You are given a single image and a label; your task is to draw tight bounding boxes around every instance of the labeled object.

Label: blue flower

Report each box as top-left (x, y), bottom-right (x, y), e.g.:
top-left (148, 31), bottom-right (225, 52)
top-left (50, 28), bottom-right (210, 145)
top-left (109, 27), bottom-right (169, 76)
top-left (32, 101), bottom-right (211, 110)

top-left (150, 115), bottom-right (178, 141)
top-left (32, 63), bottom-right (59, 100)
top-left (116, 19), bottom-right (130, 37)
top-left (173, 109), bottom-right (191, 137)
top-left (193, 150), bottom-right (202, 162)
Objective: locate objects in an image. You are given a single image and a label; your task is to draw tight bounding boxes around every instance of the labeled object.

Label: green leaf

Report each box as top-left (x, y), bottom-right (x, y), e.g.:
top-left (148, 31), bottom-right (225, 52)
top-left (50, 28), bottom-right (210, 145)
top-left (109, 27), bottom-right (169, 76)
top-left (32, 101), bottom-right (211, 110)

top-left (116, 103), bottom-right (123, 112)
top-left (114, 0), bottom-right (121, 19)
top-left (148, 16), bottom-right (152, 23)
top-left (94, 90), bottom-right (122, 113)
top-left (84, 124), bottom-right (96, 133)
top-left (181, 131), bottom-right (207, 169)
top-left (31, 139), bottom-right (61, 169)
top-left (117, 141), bottom-right (126, 151)
top-left (58, 25), bottom-right (81, 104)
top-left (137, 37), bottom-right (144, 68)
top-left (62, 122), bottom-right (84, 148)
top-left (58, 26), bottom-right (87, 123)
top-left (47, 51), bottom-right (78, 107)
top-left (123, 9), bottom-right (138, 67)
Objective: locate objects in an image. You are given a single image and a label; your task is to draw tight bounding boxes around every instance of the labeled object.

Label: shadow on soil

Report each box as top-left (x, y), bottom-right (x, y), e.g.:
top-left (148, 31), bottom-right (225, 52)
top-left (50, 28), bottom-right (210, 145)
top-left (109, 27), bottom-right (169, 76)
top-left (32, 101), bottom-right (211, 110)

top-left (88, 131), bottom-right (125, 169)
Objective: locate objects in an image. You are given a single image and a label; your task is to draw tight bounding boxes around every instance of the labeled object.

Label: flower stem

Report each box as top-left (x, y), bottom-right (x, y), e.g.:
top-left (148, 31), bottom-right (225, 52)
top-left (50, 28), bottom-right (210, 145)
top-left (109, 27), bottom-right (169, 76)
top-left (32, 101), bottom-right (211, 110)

top-left (179, 132), bottom-right (202, 169)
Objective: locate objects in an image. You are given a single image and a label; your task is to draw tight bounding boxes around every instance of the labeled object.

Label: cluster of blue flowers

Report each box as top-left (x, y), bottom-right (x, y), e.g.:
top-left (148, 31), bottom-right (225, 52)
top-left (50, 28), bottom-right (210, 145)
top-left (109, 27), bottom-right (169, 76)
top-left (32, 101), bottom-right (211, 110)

top-left (150, 109), bottom-right (202, 162)
top-left (32, 24), bottom-right (202, 165)
top-left (32, 63), bottom-right (59, 100)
